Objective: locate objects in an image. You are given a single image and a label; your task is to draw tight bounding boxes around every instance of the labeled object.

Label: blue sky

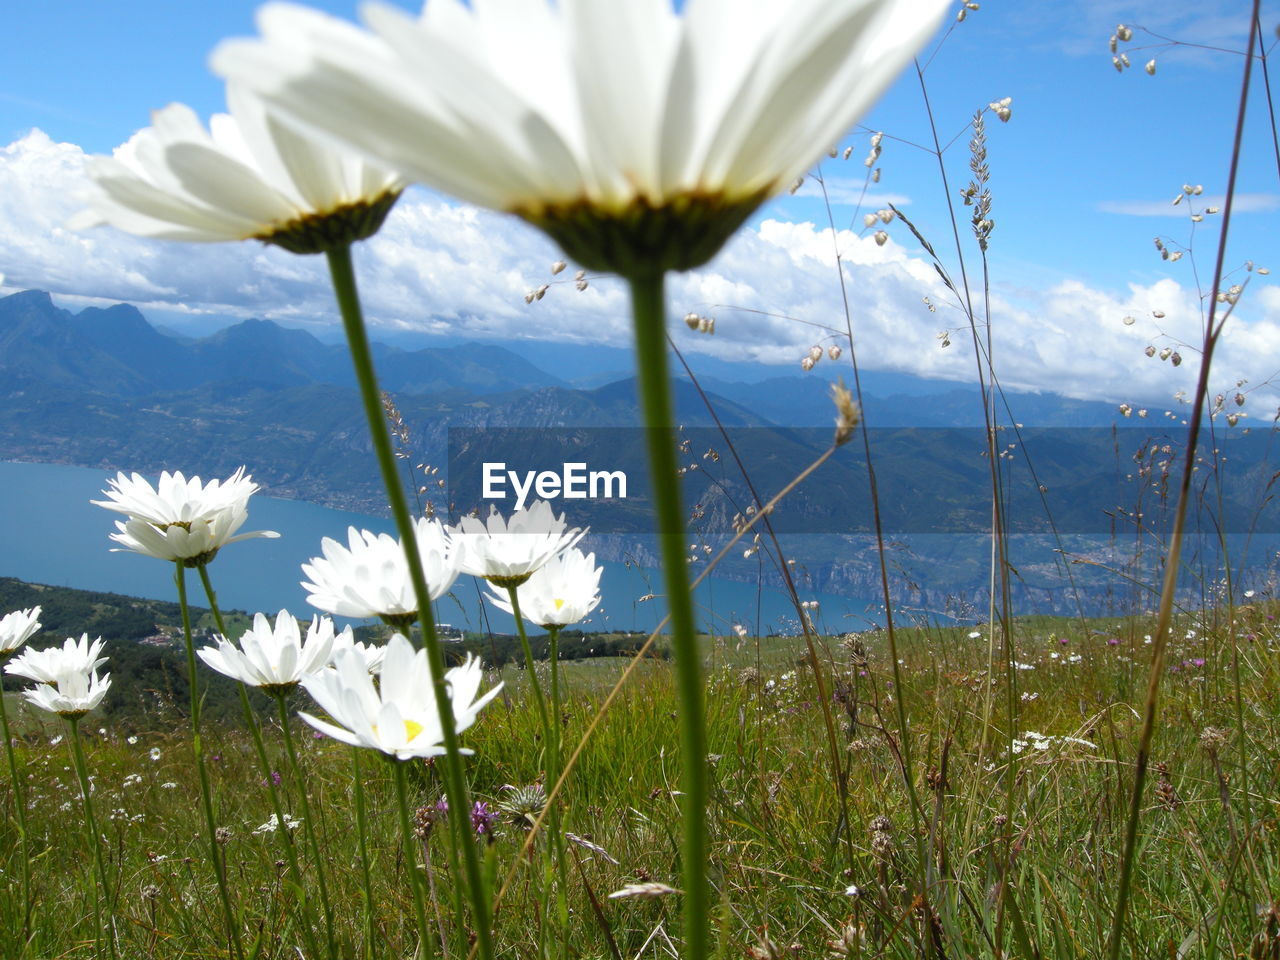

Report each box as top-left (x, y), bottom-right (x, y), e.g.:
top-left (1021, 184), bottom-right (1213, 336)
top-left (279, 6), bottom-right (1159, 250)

top-left (1, 1), bottom-right (1278, 411)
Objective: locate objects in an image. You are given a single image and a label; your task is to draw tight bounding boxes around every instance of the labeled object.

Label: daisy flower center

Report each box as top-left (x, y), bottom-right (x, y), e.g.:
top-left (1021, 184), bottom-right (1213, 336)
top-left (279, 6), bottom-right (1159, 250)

top-left (255, 189), bottom-right (402, 255)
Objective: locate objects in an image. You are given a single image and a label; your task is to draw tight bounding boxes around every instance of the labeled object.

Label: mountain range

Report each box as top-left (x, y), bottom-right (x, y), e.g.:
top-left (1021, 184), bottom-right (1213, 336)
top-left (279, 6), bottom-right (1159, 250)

top-left (2, 288), bottom-right (1270, 614)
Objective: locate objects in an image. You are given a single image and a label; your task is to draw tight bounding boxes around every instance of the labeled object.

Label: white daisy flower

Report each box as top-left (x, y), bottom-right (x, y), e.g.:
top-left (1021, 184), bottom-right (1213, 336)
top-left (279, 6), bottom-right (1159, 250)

top-left (22, 666), bottom-right (112, 719)
top-left (93, 468), bottom-right (279, 565)
top-left (450, 501), bottom-right (584, 588)
top-left (198, 609), bottom-right (348, 693)
top-left (300, 518), bottom-right (458, 626)
top-left (72, 82), bottom-right (403, 254)
top-left (7, 634), bottom-right (108, 686)
top-left (213, 0), bottom-right (948, 274)
top-left (487, 548), bottom-right (602, 628)
top-left (299, 633), bottom-right (500, 760)
top-left (0, 606), bottom-right (42, 657)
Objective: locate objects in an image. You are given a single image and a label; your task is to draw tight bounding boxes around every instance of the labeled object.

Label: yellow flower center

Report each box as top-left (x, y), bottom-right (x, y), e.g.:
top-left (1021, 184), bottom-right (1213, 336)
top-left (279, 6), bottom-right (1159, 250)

top-left (553, 598), bottom-right (565, 611)
top-left (373, 718), bottom-right (425, 742)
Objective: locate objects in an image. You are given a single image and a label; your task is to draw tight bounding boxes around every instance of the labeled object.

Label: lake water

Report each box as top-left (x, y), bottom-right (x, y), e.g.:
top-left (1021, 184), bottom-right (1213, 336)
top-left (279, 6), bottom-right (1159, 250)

top-left (0, 460), bottom-right (879, 636)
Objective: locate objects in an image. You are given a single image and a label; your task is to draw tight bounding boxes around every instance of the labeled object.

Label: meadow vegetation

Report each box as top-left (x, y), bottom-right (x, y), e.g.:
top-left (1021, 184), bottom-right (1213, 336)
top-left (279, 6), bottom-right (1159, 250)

top-left (6, 1), bottom-right (1275, 958)
top-left (2, 606), bottom-right (1278, 958)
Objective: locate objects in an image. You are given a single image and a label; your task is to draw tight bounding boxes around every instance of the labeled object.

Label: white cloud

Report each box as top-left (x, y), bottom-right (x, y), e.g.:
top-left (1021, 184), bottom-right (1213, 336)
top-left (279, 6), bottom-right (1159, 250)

top-left (3, 128), bottom-right (1279, 414)
top-left (1098, 194), bottom-right (1280, 217)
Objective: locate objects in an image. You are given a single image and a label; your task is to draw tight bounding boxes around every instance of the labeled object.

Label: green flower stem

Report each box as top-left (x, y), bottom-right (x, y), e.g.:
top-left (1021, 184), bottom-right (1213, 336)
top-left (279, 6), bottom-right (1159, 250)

top-left (626, 268), bottom-right (709, 960)
top-left (194, 567), bottom-right (323, 960)
top-left (325, 243), bottom-right (491, 960)
top-left (67, 717), bottom-right (117, 960)
top-left (505, 598), bottom-right (570, 957)
top-left (547, 625), bottom-right (563, 775)
top-left (0, 656), bottom-right (33, 950)
top-left (351, 748), bottom-right (377, 960)
top-left (174, 562), bottom-right (243, 960)
top-left (243, 685), bottom-right (322, 957)
top-left (273, 692), bottom-right (337, 960)
top-left (546, 624), bottom-right (571, 958)
top-left (392, 757), bottom-right (436, 960)
top-left (504, 586), bottom-right (553, 762)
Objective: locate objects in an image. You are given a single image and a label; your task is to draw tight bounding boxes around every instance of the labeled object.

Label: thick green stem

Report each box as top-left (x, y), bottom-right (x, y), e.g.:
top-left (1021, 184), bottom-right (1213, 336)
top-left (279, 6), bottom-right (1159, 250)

top-left (174, 562), bottom-right (243, 960)
top-left (0, 658), bottom-right (32, 950)
top-left (274, 692), bottom-right (337, 959)
top-left (195, 567), bottom-right (323, 959)
top-left (326, 244), bottom-right (491, 959)
top-left (627, 269), bottom-right (709, 960)
top-left (68, 717), bottom-right (117, 960)
top-left (393, 758), bottom-right (436, 960)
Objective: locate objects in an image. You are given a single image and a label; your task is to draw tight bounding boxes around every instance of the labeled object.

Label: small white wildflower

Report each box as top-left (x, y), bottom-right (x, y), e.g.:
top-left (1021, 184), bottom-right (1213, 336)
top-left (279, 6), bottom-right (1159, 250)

top-left (149, 748), bottom-right (161, 761)
top-left (253, 813), bottom-right (303, 835)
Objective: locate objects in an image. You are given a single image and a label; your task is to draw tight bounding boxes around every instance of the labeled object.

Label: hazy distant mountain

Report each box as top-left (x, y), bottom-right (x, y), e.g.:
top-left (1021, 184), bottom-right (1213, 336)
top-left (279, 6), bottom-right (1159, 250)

top-left (686, 372), bottom-right (1125, 427)
top-left (1, 289), bottom-right (1274, 615)
top-left (0, 290), bottom-right (565, 398)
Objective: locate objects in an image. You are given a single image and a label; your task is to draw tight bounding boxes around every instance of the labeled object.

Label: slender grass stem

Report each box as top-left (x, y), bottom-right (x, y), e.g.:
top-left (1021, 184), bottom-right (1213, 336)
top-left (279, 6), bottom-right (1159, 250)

top-left (195, 566), bottom-right (323, 960)
top-left (325, 243), bottom-right (491, 960)
top-left (274, 691), bottom-right (337, 959)
top-left (478, 444), bottom-right (836, 953)
top-left (174, 561), bottom-right (243, 960)
top-left (504, 587), bottom-right (552, 764)
top-left (393, 757), bottom-right (436, 960)
top-left (625, 267), bottom-right (709, 960)
top-left (0, 657), bottom-right (33, 951)
top-left (504, 589), bottom-right (569, 956)
top-left (351, 748), bottom-right (377, 960)
top-left (547, 625), bottom-right (563, 781)
top-left (67, 716), bottom-right (116, 960)
top-left (1105, 7), bottom-right (1260, 957)
top-left (543, 623), bottom-right (572, 959)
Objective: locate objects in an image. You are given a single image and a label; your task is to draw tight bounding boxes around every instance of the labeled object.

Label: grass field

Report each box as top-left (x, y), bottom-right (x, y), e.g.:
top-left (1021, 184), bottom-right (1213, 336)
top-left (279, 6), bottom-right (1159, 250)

top-left (2, 604), bottom-right (1277, 959)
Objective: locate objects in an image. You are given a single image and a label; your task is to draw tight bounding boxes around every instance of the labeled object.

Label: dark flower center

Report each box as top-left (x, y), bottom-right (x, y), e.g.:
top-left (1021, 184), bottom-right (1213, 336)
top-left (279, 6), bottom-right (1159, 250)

top-left (256, 189), bottom-right (402, 255)
top-left (515, 188), bottom-right (773, 277)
